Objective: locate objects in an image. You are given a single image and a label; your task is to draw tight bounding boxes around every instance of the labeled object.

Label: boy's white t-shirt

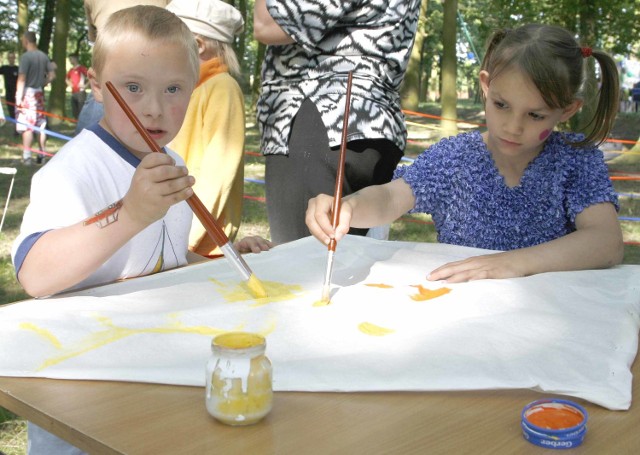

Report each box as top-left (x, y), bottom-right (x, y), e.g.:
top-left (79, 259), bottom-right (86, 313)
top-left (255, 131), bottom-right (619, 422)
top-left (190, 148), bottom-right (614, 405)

top-left (12, 124), bottom-right (192, 294)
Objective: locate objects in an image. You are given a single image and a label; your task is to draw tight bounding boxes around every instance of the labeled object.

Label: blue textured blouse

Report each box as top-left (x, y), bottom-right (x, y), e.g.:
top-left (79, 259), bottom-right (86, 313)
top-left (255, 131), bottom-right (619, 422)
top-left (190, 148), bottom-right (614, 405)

top-left (394, 131), bottom-right (618, 251)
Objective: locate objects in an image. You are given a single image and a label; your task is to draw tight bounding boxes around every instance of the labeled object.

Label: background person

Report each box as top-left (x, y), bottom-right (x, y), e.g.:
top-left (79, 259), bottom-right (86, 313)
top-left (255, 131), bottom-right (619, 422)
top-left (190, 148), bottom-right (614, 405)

top-left (65, 53), bottom-right (88, 119)
top-left (167, 0), bottom-right (253, 257)
top-left (253, 0), bottom-right (422, 244)
top-left (15, 31), bottom-right (55, 165)
top-left (0, 51), bottom-right (19, 125)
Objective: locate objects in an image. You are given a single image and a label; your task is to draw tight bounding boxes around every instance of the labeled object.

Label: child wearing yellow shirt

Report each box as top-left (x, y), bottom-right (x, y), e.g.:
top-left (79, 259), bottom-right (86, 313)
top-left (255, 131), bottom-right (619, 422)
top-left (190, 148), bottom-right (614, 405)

top-left (168, 0), bottom-right (258, 256)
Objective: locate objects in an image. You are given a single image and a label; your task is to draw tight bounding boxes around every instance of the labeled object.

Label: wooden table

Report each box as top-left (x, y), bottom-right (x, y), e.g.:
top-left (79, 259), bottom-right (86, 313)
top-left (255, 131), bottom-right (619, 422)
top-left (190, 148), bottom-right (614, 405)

top-left (1, 356), bottom-right (638, 454)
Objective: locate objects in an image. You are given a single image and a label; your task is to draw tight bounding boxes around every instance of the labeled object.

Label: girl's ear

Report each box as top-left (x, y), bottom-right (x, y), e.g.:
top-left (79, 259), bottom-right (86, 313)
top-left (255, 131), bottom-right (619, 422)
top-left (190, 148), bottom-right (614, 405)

top-left (195, 36), bottom-right (206, 57)
top-left (560, 99), bottom-right (583, 122)
top-left (88, 68), bottom-right (102, 102)
top-left (479, 70), bottom-right (491, 97)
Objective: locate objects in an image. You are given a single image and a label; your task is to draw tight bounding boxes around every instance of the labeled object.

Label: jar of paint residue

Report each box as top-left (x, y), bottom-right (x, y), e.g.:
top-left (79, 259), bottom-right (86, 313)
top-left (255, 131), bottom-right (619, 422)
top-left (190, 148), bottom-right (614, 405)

top-left (205, 332), bottom-right (273, 425)
top-left (521, 399), bottom-right (588, 449)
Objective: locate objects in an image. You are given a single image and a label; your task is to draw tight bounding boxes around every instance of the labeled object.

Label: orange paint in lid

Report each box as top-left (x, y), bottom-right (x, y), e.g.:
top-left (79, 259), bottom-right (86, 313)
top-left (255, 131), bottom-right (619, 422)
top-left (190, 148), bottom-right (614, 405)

top-left (521, 399), bottom-right (588, 449)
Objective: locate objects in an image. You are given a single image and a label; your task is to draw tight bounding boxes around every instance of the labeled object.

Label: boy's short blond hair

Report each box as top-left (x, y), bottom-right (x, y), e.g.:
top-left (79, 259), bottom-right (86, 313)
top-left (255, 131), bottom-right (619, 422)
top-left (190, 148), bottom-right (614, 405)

top-left (92, 5), bottom-right (199, 84)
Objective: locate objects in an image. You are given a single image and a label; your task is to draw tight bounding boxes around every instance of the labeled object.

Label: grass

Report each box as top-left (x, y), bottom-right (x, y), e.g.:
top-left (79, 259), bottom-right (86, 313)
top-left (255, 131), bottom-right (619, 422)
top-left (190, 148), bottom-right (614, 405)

top-left (0, 103), bottom-right (639, 452)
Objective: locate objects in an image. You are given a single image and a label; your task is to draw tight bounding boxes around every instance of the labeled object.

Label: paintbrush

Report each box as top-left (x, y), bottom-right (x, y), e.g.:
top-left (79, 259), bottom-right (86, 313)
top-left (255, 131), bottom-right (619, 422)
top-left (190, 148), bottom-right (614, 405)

top-left (105, 81), bottom-right (267, 299)
top-left (320, 72), bottom-right (353, 304)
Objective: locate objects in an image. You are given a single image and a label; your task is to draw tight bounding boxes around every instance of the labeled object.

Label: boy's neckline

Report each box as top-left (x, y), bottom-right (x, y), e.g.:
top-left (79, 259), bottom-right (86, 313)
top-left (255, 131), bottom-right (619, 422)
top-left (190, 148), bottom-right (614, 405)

top-left (87, 123), bottom-right (167, 168)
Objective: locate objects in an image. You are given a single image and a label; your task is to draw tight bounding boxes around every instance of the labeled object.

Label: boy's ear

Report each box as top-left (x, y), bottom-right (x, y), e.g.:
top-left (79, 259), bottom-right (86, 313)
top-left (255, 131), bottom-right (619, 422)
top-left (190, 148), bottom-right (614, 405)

top-left (560, 99), bottom-right (583, 122)
top-left (88, 67), bottom-right (103, 102)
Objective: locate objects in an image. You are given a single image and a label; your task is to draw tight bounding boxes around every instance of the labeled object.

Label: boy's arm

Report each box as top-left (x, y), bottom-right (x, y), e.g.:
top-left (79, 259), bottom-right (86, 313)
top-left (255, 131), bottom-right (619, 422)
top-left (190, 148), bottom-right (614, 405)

top-left (306, 179), bottom-right (415, 245)
top-left (428, 202), bottom-right (624, 283)
top-left (18, 200), bottom-right (151, 297)
top-left (17, 153), bottom-right (195, 297)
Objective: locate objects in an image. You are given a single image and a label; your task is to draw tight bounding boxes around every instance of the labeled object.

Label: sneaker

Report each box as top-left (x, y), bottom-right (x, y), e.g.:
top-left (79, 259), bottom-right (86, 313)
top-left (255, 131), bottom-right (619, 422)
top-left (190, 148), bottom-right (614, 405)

top-left (36, 153), bottom-right (43, 164)
top-left (23, 158), bottom-right (32, 166)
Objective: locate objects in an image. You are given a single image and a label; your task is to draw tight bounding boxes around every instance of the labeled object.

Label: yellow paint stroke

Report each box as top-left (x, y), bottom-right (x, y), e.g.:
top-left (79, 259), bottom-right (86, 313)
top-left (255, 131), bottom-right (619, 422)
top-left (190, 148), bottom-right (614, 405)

top-left (247, 273), bottom-right (268, 299)
top-left (21, 314), bottom-right (276, 371)
top-left (209, 278), bottom-right (304, 307)
top-left (20, 322), bottom-right (63, 349)
top-left (364, 283), bottom-right (394, 289)
top-left (409, 285), bottom-right (451, 301)
top-left (358, 322), bottom-right (395, 337)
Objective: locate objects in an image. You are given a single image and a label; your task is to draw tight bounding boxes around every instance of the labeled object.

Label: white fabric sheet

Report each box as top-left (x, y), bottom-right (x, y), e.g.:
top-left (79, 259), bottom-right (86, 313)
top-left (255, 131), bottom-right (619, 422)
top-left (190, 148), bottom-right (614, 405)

top-left (0, 236), bottom-right (638, 410)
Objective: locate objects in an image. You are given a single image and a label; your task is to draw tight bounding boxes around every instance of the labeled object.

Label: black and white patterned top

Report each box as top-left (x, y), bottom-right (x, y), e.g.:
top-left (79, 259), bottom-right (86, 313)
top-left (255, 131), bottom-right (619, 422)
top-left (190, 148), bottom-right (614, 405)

top-left (257, 0), bottom-right (422, 156)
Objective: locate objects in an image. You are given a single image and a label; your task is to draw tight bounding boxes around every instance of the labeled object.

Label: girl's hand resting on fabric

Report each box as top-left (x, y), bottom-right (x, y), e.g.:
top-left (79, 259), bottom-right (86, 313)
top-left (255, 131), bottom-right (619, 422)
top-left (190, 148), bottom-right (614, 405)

top-left (305, 194), bottom-right (352, 245)
top-left (122, 152), bottom-right (195, 228)
top-left (234, 235), bottom-right (274, 254)
top-left (427, 252), bottom-right (526, 283)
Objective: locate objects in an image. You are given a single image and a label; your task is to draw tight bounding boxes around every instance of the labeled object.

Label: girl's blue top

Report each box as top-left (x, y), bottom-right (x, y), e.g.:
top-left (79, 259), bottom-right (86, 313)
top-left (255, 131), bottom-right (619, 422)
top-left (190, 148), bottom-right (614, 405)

top-left (394, 131), bottom-right (618, 251)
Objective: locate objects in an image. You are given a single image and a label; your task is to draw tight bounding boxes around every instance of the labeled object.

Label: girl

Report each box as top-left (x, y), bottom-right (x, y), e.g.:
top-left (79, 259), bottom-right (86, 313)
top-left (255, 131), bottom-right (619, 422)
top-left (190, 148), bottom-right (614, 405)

top-left (306, 24), bottom-right (624, 283)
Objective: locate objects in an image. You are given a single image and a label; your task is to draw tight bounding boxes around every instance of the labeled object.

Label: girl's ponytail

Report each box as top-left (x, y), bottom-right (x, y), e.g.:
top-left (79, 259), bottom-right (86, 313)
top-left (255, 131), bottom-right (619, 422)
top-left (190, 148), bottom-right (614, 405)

top-left (583, 49), bottom-right (619, 146)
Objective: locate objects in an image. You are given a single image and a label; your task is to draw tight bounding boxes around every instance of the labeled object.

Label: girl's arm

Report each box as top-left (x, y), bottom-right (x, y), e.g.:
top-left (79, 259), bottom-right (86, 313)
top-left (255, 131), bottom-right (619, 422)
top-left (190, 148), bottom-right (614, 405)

top-left (428, 202), bottom-right (624, 283)
top-left (306, 179), bottom-right (415, 245)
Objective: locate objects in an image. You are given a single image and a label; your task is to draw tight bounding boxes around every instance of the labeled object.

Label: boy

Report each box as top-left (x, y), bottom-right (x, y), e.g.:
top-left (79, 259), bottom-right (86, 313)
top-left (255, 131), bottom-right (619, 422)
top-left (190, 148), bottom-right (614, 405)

top-left (12, 7), bottom-right (267, 300)
top-left (12, 5), bottom-right (265, 453)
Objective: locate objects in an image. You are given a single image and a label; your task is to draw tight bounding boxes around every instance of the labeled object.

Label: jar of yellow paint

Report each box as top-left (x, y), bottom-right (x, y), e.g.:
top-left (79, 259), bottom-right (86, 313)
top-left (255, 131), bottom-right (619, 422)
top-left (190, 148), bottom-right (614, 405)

top-left (205, 332), bottom-right (273, 425)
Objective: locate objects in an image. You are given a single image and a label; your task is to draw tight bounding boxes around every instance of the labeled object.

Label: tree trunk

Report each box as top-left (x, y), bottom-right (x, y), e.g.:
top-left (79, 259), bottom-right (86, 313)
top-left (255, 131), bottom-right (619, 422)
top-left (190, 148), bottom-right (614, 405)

top-left (48, 0), bottom-right (71, 126)
top-left (38, 0), bottom-right (56, 54)
top-left (17, 0), bottom-right (28, 47)
top-left (400, 0), bottom-right (429, 111)
top-left (421, 41), bottom-right (433, 102)
top-left (440, 0), bottom-right (458, 137)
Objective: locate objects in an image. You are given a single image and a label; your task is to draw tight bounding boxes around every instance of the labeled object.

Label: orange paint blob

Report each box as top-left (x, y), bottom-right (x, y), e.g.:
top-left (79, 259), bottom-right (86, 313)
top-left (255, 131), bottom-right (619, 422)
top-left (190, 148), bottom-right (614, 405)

top-left (365, 283), bottom-right (394, 289)
top-left (526, 405), bottom-right (584, 430)
top-left (409, 285), bottom-right (451, 301)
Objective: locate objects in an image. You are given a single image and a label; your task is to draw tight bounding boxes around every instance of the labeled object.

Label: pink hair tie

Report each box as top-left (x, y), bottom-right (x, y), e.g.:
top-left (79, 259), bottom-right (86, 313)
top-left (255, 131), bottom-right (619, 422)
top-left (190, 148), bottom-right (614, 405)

top-left (581, 47), bottom-right (592, 58)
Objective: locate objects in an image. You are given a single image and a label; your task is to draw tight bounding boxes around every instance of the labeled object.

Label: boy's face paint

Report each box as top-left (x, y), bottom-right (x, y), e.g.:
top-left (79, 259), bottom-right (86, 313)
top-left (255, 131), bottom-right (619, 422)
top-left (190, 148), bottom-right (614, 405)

top-left (93, 33), bottom-right (195, 160)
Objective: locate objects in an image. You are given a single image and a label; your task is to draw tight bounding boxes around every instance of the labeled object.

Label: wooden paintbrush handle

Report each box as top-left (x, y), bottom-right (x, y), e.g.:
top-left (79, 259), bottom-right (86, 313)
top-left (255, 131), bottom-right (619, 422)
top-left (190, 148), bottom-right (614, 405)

top-left (329, 72), bottom-right (353, 235)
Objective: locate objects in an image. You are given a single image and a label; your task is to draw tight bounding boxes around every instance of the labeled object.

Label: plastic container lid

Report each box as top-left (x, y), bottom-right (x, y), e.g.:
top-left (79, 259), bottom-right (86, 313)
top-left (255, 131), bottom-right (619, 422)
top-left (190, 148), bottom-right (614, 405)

top-left (521, 399), bottom-right (588, 449)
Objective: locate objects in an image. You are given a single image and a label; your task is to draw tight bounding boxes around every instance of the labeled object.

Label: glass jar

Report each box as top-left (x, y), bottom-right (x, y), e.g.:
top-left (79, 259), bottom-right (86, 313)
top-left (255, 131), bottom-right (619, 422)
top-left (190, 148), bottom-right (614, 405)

top-left (205, 332), bottom-right (273, 425)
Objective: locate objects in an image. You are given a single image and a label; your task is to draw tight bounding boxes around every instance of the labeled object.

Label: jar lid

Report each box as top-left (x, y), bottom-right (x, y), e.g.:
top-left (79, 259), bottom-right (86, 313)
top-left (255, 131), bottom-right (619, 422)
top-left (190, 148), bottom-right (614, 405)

top-left (521, 399), bottom-right (588, 449)
top-left (211, 332), bottom-right (266, 355)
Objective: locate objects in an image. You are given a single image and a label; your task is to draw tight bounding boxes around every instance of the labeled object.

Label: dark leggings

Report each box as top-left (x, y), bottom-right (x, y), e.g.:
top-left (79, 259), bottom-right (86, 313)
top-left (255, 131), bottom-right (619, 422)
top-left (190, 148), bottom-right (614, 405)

top-left (265, 99), bottom-right (403, 244)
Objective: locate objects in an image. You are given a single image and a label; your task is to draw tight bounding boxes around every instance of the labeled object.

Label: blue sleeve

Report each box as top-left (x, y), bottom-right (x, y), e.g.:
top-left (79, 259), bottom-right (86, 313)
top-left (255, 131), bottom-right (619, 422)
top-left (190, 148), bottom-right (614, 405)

top-left (565, 147), bottom-right (619, 222)
top-left (393, 138), bottom-right (458, 215)
top-left (13, 231), bottom-right (50, 279)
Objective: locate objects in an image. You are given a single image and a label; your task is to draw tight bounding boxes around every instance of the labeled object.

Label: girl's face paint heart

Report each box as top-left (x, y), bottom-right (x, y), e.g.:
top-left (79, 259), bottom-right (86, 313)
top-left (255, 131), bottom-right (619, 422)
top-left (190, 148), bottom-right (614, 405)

top-left (539, 129), bottom-right (551, 141)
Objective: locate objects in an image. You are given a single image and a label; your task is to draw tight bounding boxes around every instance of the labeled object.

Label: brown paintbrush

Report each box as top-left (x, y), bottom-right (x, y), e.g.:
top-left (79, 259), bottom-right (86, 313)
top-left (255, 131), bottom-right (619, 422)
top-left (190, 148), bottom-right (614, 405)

top-left (105, 81), bottom-right (267, 298)
top-left (320, 72), bottom-right (353, 304)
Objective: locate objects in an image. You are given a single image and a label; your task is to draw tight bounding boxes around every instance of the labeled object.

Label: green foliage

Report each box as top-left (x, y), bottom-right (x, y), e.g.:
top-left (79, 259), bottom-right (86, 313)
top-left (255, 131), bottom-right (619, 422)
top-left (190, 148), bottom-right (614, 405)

top-left (0, 0), bottom-right (91, 64)
top-left (0, 407), bottom-right (26, 455)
